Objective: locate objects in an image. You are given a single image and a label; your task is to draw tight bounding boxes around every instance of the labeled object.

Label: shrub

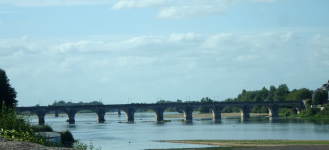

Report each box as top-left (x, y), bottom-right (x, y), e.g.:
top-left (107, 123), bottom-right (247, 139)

top-left (60, 130), bottom-right (75, 147)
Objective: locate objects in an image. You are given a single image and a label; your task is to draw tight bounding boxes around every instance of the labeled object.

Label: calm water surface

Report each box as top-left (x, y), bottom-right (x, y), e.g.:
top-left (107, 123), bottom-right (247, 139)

top-left (29, 112), bottom-right (329, 150)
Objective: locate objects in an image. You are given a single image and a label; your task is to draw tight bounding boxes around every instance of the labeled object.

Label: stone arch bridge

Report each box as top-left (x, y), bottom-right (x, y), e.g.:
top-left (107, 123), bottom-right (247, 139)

top-left (17, 101), bottom-right (305, 124)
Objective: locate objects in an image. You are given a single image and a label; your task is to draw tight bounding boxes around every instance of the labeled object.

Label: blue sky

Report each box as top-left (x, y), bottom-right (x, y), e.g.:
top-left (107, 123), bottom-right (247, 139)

top-left (0, 0), bottom-right (328, 106)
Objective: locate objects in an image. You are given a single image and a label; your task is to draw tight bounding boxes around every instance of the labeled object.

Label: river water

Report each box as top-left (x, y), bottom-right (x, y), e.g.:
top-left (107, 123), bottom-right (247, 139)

top-left (29, 112), bottom-right (329, 150)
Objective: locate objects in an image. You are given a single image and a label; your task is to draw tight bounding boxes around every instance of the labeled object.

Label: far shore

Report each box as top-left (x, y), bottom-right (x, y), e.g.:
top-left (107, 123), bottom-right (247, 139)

top-left (150, 140), bottom-right (329, 150)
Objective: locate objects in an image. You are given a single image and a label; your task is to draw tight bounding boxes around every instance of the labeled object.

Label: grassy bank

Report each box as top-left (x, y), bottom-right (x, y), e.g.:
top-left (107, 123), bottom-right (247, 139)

top-left (280, 104), bottom-right (329, 119)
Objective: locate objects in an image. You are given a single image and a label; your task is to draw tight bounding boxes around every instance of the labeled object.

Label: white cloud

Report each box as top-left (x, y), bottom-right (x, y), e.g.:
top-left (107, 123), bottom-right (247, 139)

top-left (112, 0), bottom-right (167, 10)
top-left (307, 34), bottom-right (329, 67)
top-left (2, 32), bottom-right (327, 106)
top-left (110, 0), bottom-right (284, 19)
top-left (168, 33), bottom-right (202, 42)
top-left (156, 5), bottom-right (227, 19)
top-left (0, 0), bottom-right (114, 7)
top-left (233, 55), bottom-right (260, 61)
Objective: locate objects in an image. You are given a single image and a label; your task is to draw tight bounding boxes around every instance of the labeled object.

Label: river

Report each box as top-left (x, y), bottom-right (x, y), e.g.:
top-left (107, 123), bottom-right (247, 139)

top-left (28, 112), bottom-right (329, 150)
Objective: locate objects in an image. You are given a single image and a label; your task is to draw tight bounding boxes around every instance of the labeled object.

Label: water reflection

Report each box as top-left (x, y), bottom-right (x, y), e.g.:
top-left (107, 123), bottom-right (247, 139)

top-left (212, 120), bottom-right (221, 124)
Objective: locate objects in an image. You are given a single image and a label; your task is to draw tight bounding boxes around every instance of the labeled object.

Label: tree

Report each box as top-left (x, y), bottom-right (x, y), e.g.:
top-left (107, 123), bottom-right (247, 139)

top-left (198, 97), bottom-right (213, 113)
top-left (286, 88), bottom-right (312, 100)
top-left (274, 84), bottom-right (290, 101)
top-left (0, 68), bottom-right (18, 110)
top-left (266, 85), bottom-right (276, 101)
top-left (305, 99), bottom-right (312, 106)
top-left (314, 91), bottom-right (328, 106)
top-left (258, 87), bottom-right (269, 101)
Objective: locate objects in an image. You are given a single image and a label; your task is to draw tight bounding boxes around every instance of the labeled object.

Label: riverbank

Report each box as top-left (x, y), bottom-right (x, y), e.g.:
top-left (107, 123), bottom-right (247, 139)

top-left (0, 137), bottom-right (76, 150)
top-left (151, 140), bottom-right (329, 150)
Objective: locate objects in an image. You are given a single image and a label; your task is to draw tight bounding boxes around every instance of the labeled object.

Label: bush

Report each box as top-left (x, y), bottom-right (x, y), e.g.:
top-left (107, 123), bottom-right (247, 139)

top-left (59, 130), bottom-right (75, 147)
top-left (304, 99), bottom-right (311, 105)
top-left (0, 101), bottom-right (33, 139)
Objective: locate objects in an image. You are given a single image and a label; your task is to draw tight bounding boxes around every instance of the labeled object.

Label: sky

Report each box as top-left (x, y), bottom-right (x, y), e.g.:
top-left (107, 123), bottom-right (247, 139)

top-left (0, 0), bottom-right (328, 106)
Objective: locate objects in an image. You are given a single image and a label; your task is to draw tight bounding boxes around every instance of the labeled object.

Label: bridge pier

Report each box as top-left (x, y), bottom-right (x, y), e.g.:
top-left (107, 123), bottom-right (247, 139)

top-left (65, 109), bottom-right (77, 124)
top-left (212, 105), bottom-right (222, 121)
top-left (118, 109), bottom-right (121, 115)
top-left (241, 105), bottom-right (250, 120)
top-left (269, 105), bottom-right (279, 117)
top-left (183, 106), bottom-right (193, 121)
top-left (55, 110), bottom-right (59, 117)
top-left (35, 109), bottom-right (46, 125)
top-left (125, 108), bottom-right (135, 122)
top-left (154, 106), bottom-right (165, 122)
top-left (96, 109), bottom-right (106, 123)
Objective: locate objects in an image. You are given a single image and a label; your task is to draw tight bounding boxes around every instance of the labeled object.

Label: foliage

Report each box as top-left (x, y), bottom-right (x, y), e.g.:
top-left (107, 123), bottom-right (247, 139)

top-left (0, 68), bottom-right (18, 110)
top-left (305, 99), bottom-right (312, 106)
top-left (222, 106), bottom-right (240, 113)
top-left (73, 139), bottom-right (102, 150)
top-left (59, 130), bottom-right (75, 147)
top-left (49, 100), bottom-right (103, 107)
top-left (250, 106), bottom-right (268, 113)
top-left (223, 84), bottom-right (315, 113)
top-left (298, 105), bottom-right (321, 117)
top-left (198, 97), bottom-right (213, 113)
top-left (285, 88), bottom-right (312, 101)
top-left (320, 104), bottom-right (329, 116)
top-left (156, 100), bottom-right (184, 112)
top-left (73, 139), bottom-right (88, 149)
top-left (314, 90), bottom-right (328, 105)
top-left (0, 102), bottom-right (32, 137)
top-left (274, 84), bottom-right (290, 101)
top-left (0, 101), bottom-right (58, 147)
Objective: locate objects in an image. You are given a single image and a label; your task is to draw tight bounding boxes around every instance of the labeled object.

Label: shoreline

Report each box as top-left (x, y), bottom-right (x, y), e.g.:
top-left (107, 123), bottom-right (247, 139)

top-left (151, 140), bottom-right (329, 150)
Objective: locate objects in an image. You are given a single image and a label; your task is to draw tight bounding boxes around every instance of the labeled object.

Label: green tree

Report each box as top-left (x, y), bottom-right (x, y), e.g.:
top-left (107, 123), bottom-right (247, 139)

top-left (274, 84), bottom-right (290, 101)
top-left (314, 91), bottom-right (328, 106)
top-left (258, 87), bottom-right (269, 100)
top-left (266, 85), bottom-right (276, 101)
top-left (198, 97), bottom-right (213, 113)
top-left (286, 88), bottom-right (312, 100)
top-left (0, 68), bottom-right (18, 110)
top-left (305, 99), bottom-right (312, 106)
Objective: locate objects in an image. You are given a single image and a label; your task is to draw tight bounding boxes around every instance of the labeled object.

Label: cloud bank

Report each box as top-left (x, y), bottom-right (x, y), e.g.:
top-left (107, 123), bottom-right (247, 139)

top-left (1, 32), bottom-right (328, 106)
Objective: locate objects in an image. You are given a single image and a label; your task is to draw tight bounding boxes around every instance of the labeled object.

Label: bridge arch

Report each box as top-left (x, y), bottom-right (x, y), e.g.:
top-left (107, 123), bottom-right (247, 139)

top-left (278, 104), bottom-right (301, 115)
top-left (221, 104), bottom-right (250, 120)
top-left (195, 105), bottom-right (221, 121)
top-left (248, 104), bottom-right (276, 117)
